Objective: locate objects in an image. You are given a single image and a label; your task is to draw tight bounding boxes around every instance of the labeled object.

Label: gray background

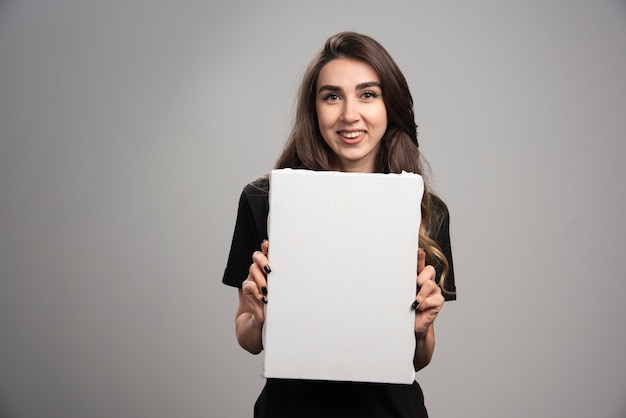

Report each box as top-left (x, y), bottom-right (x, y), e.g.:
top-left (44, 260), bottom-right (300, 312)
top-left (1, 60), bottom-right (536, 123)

top-left (1, 0), bottom-right (625, 417)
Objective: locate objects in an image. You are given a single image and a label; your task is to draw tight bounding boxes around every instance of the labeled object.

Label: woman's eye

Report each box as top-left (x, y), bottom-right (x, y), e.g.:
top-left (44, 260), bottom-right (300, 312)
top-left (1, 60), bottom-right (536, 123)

top-left (324, 94), bottom-right (340, 101)
top-left (362, 91), bottom-right (379, 99)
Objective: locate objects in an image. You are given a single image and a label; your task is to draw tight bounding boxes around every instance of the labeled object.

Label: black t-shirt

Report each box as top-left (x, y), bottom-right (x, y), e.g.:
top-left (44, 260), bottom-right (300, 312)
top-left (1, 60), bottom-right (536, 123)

top-left (223, 177), bottom-right (456, 418)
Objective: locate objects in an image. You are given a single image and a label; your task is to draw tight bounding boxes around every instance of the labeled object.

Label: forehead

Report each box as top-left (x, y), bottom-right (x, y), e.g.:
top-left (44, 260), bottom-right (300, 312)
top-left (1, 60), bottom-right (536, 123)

top-left (317, 58), bottom-right (380, 87)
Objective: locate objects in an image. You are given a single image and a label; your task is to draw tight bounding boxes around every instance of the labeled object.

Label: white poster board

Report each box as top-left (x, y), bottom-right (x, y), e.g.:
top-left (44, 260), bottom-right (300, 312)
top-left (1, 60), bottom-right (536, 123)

top-left (262, 169), bottom-right (423, 384)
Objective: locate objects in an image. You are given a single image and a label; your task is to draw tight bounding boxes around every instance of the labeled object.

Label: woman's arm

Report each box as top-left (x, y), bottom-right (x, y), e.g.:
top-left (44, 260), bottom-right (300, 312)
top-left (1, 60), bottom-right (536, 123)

top-left (413, 323), bottom-right (435, 371)
top-left (234, 240), bottom-right (270, 354)
top-left (412, 248), bottom-right (444, 371)
top-left (235, 289), bottom-right (264, 354)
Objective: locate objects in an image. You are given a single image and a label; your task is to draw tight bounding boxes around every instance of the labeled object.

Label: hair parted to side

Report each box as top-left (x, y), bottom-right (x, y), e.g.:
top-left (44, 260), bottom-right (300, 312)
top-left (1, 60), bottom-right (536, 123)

top-left (273, 31), bottom-right (451, 293)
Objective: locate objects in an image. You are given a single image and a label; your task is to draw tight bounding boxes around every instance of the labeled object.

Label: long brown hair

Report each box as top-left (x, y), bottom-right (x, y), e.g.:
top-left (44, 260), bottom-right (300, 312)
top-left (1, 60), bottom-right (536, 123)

top-left (274, 31), bottom-right (450, 292)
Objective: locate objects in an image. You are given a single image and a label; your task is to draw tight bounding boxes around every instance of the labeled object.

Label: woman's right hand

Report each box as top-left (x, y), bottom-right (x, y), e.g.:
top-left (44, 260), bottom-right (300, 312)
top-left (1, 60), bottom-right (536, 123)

top-left (241, 240), bottom-right (270, 330)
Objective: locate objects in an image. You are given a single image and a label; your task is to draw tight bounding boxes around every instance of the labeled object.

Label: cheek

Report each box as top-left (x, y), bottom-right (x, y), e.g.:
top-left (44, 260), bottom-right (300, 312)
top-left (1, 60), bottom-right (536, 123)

top-left (371, 104), bottom-right (388, 129)
top-left (316, 108), bottom-right (335, 133)
top-left (376, 103), bottom-right (387, 123)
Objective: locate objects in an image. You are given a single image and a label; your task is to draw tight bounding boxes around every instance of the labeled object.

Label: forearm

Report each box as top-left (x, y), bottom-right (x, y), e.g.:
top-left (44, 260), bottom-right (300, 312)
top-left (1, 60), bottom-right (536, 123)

top-left (413, 324), bottom-right (435, 371)
top-left (235, 311), bottom-right (264, 354)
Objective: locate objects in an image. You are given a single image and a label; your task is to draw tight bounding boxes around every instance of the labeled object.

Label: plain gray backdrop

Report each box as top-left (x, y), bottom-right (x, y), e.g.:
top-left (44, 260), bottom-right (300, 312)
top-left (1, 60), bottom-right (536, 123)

top-left (1, 1), bottom-right (625, 417)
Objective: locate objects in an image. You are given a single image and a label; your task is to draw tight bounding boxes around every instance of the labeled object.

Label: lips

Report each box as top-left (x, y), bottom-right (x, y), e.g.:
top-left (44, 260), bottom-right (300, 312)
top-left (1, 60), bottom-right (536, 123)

top-left (338, 130), bottom-right (367, 145)
top-left (339, 130), bottom-right (366, 139)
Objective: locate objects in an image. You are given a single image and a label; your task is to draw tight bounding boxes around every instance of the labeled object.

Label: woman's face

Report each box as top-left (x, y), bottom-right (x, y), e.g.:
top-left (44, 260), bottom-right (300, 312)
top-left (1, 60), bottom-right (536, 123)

top-left (315, 58), bottom-right (387, 173)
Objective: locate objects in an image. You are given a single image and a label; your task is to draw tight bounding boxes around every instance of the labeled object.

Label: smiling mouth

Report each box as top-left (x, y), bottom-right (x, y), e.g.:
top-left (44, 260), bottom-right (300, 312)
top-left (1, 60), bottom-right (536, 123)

top-left (339, 130), bottom-right (366, 139)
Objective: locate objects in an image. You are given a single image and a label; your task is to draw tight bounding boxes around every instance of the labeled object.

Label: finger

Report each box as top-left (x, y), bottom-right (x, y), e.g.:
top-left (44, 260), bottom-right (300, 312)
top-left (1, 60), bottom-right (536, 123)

top-left (415, 287), bottom-right (444, 311)
top-left (242, 279), bottom-right (267, 308)
top-left (412, 270), bottom-right (439, 310)
top-left (242, 281), bottom-right (267, 330)
top-left (247, 263), bottom-right (269, 302)
top-left (251, 250), bottom-right (270, 295)
top-left (417, 248), bottom-right (426, 274)
top-left (413, 280), bottom-right (436, 307)
top-left (252, 250), bottom-right (271, 275)
top-left (242, 277), bottom-right (263, 299)
top-left (252, 245), bottom-right (272, 303)
top-left (261, 239), bottom-right (269, 255)
top-left (416, 265), bottom-right (436, 289)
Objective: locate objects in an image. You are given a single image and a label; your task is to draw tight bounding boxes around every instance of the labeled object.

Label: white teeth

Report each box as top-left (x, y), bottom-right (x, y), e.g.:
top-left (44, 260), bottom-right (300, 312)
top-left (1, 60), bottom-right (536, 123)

top-left (340, 131), bottom-right (365, 139)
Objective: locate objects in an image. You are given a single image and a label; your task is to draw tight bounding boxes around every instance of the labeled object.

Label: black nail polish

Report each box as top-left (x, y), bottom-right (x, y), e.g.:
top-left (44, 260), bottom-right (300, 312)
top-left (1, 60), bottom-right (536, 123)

top-left (261, 286), bottom-right (268, 296)
top-left (261, 296), bottom-right (268, 304)
top-left (411, 300), bottom-right (419, 310)
top-left (263, 265), bottom-right (272, 274)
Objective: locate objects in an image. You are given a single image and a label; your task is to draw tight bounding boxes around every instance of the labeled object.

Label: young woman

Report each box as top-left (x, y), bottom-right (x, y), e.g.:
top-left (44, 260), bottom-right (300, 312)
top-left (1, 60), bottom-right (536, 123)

top-left (222, 31), bottom-right (456, 418)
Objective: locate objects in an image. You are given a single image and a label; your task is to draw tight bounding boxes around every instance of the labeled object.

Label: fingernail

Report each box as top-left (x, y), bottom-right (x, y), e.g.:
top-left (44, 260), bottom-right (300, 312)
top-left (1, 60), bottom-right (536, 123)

top-left (411, 300), bottom-right (419, 310)
top-left (261, 286), bottom-right (268, 296)
top-left (263, 265), bottom-right (272, 274)
top-left (261, 296), bottom-right (268, 304)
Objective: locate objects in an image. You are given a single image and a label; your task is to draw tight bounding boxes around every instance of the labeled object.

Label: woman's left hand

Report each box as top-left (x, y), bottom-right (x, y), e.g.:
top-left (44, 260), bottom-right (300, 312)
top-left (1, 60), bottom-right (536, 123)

top-left (412, 248), bottom-right (445, 337)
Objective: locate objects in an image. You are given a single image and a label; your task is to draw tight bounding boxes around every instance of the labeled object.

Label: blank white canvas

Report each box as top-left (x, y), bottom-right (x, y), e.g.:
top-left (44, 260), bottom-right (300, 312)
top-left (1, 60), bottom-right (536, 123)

top-left (262, 169), bottom-right (424, 384)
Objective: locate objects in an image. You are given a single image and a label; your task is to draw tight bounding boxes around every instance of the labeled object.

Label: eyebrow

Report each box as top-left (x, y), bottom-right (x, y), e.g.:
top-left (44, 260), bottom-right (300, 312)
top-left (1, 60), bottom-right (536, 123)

top-left (318, 81), bottom-right (382, 94)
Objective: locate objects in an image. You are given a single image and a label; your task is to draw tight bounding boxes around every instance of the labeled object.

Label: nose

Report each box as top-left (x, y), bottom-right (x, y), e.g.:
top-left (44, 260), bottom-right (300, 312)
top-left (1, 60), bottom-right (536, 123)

top-left (341, 99), bottom-right (359, 123)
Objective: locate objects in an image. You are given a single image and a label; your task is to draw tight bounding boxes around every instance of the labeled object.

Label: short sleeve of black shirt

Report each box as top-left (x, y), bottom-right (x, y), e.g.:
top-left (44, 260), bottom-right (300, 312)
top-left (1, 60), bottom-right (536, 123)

top-left (222, 179), bottom-right (270, 288)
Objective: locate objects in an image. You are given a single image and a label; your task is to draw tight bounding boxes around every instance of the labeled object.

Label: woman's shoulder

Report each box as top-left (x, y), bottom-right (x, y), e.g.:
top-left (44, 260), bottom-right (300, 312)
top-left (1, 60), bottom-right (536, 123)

top-left (428, 192), bottom-right (449, 217)
top-left (242, 175), bottom-right (270, 196)
top-left (427, 192), bottom-right (451, 236)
